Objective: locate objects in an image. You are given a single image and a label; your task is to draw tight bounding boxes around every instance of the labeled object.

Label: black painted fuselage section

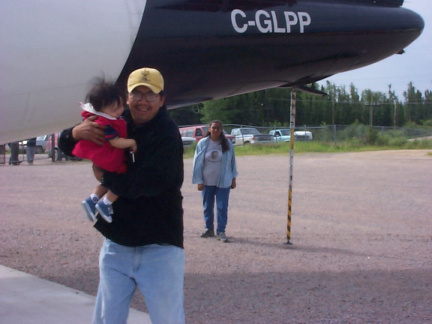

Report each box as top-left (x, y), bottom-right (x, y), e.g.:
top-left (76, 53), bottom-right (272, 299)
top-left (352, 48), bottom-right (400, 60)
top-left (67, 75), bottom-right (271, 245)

top-left (118, 0), bottom-right (424, 107)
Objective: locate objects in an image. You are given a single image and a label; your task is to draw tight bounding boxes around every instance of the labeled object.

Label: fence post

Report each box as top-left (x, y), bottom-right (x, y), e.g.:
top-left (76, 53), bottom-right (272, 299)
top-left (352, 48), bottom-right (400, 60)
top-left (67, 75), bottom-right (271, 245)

top-left (333, 124), bottom-right (337, 145)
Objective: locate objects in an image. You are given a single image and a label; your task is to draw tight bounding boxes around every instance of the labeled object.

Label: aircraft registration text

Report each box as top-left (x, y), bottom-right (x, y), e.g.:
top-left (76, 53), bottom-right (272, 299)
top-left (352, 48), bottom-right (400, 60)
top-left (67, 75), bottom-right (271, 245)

top-left (231, 9), bottom-right (311, 34)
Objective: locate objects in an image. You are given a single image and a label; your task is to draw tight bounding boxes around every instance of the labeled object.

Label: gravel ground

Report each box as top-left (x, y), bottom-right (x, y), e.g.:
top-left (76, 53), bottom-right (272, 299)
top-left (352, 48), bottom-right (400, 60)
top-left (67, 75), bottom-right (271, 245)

top-left (1, 150), bottom-right (431, 323)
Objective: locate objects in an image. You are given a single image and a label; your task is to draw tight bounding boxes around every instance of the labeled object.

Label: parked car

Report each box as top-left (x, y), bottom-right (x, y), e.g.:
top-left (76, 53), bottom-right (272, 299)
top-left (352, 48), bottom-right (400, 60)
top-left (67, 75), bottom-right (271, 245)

top-left (222, 130), bottom-right (236, 144)
top-left (47, 133), bottom-right (81, 161)
top-left (35, 135), bottom-right (49, 153)
top-left (179, 125), bottom-right (236, 144)
top-left (17, 135), bottom-right (49, 154)
top-left (231, 127), bottom-right (273, 145)
top-left (179, 125), bottom-right (207, 142)
top-left (269, 129), bottom-right (313, 142)
top-left (293, 130), bottom-right (313, 141)
top-left (46, 133), bottom-right (60, 160)
top-left (16, 141), bottom-right (26, 153)
top-left (181, 136), bottom-right (195, 148)
top-left (269, 129), bottom-right (291, 143)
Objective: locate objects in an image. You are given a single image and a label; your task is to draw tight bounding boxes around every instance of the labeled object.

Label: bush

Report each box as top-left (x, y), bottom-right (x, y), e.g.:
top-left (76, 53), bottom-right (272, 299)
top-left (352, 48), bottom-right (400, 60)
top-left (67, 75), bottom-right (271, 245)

top-left (314, 125), bottom-right (333, 142)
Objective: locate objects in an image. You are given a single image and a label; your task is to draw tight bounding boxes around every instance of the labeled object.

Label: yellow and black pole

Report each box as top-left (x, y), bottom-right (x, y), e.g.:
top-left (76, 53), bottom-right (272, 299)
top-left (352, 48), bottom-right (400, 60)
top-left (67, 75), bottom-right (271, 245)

top-left (286, 90), bottom-right (296, 245)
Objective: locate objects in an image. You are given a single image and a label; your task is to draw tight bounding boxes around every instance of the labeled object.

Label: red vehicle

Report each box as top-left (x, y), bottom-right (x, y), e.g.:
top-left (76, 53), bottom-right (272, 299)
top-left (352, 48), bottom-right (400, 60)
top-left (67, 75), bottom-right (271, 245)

top-left (46, 133), bottom-right (60, 160)
top-left (179, 125), bottom-right (235, 144)
top-left (46, 133), bottom-right (82, 161)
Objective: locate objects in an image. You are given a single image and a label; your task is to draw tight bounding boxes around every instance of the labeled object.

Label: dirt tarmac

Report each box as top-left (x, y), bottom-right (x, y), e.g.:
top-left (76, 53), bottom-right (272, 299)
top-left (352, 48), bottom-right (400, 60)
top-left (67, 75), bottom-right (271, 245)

top-left (1, 150), bottom-right (431, 323)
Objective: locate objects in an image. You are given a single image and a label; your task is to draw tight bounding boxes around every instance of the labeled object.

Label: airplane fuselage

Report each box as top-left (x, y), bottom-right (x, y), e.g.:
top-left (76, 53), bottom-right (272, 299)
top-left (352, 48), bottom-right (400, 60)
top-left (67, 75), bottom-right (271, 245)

top-left (0, 0), bottom-right (424, 144)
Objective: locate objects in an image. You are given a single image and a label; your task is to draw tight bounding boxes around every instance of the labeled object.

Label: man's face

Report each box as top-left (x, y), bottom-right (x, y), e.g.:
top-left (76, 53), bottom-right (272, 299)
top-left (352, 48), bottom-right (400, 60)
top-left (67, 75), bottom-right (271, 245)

top-left (127, 86), bottom-right (165, 125)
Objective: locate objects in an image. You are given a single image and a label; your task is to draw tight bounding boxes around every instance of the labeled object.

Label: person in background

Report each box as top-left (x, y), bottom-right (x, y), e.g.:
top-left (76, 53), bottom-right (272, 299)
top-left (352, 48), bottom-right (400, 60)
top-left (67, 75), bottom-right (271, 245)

top-left (73, 78), bottom-right (137, 223)
top-left (8, 141), bottom-right (20, 165)
top-left (57, 132), bottom-right (69, 161)
top-left (192, 120), bottom-right (238, 243)
top-left (26, 137), bottom-right (37, 165)
top-left (59, 67), bottom-right (185, 324)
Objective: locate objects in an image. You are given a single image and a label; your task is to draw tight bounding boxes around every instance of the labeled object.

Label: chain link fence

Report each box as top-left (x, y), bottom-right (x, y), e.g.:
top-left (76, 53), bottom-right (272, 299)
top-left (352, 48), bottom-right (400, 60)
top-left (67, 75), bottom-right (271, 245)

top-left (222, 124), bottom-right (432, 145)
top-left (2, 125), bottom-right (431, 164)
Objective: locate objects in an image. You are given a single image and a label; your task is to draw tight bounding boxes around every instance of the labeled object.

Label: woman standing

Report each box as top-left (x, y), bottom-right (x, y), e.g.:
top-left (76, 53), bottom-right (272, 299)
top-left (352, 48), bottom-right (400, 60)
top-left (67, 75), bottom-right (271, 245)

top-left (192, 120), bottom-right (238, 242)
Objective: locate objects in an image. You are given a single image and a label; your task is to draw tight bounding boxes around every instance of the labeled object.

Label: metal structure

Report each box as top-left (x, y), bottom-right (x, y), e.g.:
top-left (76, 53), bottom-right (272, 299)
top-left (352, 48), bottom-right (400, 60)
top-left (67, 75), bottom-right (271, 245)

top-left (286, 90), bottom-right (296, 245)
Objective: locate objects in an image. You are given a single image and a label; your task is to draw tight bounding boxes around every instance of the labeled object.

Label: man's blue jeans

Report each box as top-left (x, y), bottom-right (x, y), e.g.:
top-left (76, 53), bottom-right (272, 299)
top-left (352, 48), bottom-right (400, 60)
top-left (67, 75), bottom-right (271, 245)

top-left (202, 186), bottom-right (231, 234)
top-left (93, 239), bottom-right (185, 324)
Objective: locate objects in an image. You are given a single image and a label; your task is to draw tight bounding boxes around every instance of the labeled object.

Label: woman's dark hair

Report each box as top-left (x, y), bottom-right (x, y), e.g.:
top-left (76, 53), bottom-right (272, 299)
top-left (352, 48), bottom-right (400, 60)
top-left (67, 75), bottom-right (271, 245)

top-left (205, 120), bottom-right (229, 153)
top-left (86, 77), bottom-right (125, 112)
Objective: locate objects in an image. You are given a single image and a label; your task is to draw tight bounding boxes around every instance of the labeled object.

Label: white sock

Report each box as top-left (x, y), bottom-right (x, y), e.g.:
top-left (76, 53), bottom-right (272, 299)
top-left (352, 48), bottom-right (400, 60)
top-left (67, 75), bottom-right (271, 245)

top-left (90, 194), bottom-right (99, 203)
top-left (103, 196), bottom-right (113, 205)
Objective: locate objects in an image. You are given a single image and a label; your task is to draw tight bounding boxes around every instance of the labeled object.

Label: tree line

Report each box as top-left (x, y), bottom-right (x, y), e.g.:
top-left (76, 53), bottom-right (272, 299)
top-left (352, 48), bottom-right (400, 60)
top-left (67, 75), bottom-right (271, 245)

top-left (169, 81), bottom-right (432, 128)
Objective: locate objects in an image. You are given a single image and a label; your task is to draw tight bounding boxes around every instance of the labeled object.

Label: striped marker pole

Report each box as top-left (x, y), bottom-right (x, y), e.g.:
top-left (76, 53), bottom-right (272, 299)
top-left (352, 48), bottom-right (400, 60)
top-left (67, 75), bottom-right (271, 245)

top-left (286, 90), bottom-right (296, 245)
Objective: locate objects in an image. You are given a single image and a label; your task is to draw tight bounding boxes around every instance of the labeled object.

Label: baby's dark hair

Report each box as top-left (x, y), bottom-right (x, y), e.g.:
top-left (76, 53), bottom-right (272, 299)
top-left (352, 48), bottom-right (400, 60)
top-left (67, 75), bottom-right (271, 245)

top-left (86, 77), bottom-right (125, 112)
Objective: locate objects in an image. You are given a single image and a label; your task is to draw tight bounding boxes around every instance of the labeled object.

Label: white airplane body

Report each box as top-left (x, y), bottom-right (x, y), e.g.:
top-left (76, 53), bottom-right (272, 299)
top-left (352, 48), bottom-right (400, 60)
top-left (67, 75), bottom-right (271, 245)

top-left (1, 1), bottom-right (146, 143)
top-left (0, 0), bottom-right (424, 144)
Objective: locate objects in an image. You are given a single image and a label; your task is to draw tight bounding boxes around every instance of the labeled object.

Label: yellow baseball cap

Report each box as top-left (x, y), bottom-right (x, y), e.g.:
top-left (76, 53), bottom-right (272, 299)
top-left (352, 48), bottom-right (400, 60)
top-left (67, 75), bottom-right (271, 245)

top-left (127, 67), bottom-right (164, 94)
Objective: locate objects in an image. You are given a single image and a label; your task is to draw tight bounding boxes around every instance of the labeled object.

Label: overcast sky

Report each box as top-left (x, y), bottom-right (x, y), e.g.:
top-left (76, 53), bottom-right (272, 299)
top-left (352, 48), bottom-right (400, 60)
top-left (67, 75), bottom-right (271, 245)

top-left (324, 0), bottom-right (431, 99)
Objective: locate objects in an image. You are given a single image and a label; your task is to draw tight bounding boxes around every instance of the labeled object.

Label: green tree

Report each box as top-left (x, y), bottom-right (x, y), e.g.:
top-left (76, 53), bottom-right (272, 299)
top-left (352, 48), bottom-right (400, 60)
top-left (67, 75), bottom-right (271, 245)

top-left (168, 104), bottom-right (203, 126)
top-left (403, 82), bottom-right (423, 124)
top-left (170, 79), bottom-right (430, 129)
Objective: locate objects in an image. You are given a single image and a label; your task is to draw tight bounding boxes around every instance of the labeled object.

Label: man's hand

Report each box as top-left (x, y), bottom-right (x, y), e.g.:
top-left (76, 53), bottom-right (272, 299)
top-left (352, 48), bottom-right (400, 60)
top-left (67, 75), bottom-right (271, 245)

top-left (72, 115), bottom-right (105, 145)
top-left (130, 140), bottom-right (138, 153)
top-left (197, 184), bottom-right (204, 191)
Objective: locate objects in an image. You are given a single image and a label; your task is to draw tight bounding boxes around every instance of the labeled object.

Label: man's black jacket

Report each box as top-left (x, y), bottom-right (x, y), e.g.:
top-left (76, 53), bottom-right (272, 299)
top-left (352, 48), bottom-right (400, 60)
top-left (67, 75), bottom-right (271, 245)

top-left (60, 107), bottom-right (184, 248)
